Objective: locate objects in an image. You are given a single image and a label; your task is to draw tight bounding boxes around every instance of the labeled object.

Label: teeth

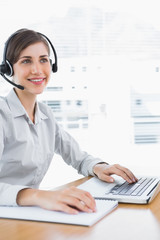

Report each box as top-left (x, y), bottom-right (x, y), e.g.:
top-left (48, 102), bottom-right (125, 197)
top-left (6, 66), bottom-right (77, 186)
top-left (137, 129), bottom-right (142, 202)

top-left (29, 79), bottom-right (43, 82)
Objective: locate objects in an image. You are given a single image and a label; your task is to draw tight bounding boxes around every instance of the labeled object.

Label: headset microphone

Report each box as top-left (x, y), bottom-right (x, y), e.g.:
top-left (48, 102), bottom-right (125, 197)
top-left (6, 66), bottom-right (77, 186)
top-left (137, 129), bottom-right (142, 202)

top-left (0, 73), bottom-right (24, 90)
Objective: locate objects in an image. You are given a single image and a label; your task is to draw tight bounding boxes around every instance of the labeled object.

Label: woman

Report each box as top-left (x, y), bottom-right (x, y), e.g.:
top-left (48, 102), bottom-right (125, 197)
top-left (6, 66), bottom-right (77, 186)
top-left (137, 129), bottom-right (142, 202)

top-left (0, 29), bottom-right (137, 214)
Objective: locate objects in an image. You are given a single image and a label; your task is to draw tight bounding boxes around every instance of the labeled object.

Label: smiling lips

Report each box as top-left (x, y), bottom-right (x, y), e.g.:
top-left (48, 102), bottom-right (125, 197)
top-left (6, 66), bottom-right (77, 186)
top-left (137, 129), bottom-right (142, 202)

top-left (27, 78), bottom-right (45, 85)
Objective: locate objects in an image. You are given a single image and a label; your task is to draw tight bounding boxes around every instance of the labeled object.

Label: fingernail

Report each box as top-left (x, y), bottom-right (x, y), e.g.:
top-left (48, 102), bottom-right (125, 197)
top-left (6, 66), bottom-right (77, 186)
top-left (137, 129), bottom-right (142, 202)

top-left (88, 209), bottom-right (93, 213)
top-left (109, 178), bottom-right (114, 182)
top-left (73, 210), bottom-right (79, 215)
top-left (94, 207), bottom-right (97, 212)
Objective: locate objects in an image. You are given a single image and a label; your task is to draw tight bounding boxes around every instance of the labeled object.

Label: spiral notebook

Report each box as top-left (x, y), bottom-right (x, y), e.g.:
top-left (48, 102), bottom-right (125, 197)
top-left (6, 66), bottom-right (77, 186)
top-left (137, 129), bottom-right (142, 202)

top-left (0, 199), bottom-right (118, 226)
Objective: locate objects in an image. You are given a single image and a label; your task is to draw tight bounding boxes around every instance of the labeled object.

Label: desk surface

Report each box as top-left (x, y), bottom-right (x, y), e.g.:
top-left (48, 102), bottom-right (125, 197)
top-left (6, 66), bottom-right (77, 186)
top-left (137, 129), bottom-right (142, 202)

top-left (0, 177), bottom-right (160, 240)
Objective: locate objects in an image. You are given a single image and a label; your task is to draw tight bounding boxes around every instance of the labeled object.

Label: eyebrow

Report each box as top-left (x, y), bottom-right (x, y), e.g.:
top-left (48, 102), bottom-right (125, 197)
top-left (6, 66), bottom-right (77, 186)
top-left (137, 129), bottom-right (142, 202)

top-left (19, 55), bottom-right (49, 59)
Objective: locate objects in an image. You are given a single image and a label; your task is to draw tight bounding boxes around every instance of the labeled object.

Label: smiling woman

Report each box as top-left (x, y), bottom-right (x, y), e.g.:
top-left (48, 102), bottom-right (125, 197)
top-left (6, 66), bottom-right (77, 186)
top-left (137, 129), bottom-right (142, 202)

top-left (0, 1), bottom-right (160, 196)
top-left (0, 28), bottom-right (137, 214)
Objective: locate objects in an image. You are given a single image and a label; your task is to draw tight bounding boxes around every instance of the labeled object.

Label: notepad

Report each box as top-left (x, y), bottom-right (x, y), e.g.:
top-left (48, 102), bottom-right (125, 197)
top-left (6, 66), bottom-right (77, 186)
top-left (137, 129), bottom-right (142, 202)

top-left (0, 199), bottom-right (118, 226)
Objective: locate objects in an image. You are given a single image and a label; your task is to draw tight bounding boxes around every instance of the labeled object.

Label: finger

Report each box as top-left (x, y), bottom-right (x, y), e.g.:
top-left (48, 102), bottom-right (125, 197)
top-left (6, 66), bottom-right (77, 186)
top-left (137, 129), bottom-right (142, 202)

top-left (60, 195), bottom-right (95, 213)
top-left (80, 191), bottom-right (97, 212)
top-left (72, 187), bottom-right (96, 212)
top-left (104, 164), bottom-right (137, 183)
top-left (70, 199), bottom-right (95, 213)
top-left (98, 172), bottom-right (115, 183)
top-left (65, 187), bottom-right (96, 212)
top-left (56, 203), bottom-right (79, 215)
top-left (102, 165), bottom-right (133, 183)
top-left (115, 165), bottom-right (138, 183)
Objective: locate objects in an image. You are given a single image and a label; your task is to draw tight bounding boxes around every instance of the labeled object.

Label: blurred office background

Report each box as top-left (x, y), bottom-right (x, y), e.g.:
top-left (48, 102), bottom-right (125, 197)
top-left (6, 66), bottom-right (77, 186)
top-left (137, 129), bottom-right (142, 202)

top-left (0, 0), bottom-right (160, 189)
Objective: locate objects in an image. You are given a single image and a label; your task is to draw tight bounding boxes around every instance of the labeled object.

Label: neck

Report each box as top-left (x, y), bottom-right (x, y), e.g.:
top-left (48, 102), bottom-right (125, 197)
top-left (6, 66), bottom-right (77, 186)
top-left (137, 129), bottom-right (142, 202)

top-left (14, 88), bottom-right (36, 123)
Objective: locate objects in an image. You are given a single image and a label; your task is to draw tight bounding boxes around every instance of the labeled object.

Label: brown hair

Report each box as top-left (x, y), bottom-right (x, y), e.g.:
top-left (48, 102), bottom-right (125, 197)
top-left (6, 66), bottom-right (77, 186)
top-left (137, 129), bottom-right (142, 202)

top-left (6, 28), bottom-right (50, 65)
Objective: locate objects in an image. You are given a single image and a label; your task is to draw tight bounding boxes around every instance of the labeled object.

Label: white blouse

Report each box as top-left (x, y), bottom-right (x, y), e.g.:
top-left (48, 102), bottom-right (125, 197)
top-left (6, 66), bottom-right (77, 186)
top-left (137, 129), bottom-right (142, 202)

top-left (0, 89), bottom-right (102, 206)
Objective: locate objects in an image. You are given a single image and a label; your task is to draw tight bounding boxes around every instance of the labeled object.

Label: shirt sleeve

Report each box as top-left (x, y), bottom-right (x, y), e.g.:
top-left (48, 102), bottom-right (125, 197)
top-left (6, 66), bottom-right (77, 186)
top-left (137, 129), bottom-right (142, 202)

top-left (0, 114), bottom-right (28, 206)
top-left (0, 184), bottom-right (29, 206)
top-left (54, 122), bottom-right (105, 176)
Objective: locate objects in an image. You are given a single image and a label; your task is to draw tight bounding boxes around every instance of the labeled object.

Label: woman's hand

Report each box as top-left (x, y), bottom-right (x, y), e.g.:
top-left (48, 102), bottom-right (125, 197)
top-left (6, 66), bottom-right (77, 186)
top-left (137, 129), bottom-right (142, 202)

top-left (17, 186), bottom-right (96, 214)
top-left (93, 163), bottom-right (138, 183)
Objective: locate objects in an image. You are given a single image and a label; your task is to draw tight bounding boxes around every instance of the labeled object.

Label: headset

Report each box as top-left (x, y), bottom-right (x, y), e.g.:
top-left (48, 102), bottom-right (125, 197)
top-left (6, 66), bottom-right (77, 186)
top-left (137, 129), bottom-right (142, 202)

top-left (0, 31), bottom-right (58, 90)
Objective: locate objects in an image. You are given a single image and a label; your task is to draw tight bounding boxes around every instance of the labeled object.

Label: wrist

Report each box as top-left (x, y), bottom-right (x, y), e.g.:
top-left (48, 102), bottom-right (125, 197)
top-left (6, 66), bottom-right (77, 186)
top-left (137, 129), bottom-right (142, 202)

top-left (16, 188), bottom-right (39, 206)
top-left (93, 162), bottom-right (108, 176)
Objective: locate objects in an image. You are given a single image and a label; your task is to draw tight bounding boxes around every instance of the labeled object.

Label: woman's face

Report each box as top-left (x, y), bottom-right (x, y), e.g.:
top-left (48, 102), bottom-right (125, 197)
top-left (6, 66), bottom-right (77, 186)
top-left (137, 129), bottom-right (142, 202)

top-left (13, 42), bottom-right (51, 96)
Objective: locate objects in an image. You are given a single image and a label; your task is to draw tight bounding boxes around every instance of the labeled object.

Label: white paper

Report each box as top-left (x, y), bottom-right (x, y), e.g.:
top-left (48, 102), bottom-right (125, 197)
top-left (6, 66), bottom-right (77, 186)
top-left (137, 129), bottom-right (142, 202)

top-left (0, 199), bottom-right (118, 226)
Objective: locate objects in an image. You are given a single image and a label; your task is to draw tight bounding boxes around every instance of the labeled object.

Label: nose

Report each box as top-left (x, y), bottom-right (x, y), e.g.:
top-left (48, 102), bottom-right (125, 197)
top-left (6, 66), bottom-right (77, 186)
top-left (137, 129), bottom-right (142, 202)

top-left (31, 62), bottom-right (42, 75)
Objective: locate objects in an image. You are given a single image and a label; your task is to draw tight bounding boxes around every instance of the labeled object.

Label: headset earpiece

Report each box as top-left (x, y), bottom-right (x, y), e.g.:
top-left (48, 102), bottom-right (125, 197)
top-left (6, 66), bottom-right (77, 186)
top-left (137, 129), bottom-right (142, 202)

top-left (0, 61), bottom-right (13, 76)
top-left (5, 60), bottom-right (13, 76)
top-left (52, 63), bottom-right (58, 73)
top-left (0, 62), bottom-right (6, 75)
top-left (49, 59), bottom-right (57, 73)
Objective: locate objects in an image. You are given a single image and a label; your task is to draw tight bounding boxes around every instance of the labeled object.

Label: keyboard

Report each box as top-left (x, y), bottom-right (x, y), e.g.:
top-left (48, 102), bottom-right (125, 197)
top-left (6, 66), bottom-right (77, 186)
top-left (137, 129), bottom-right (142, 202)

top-left (109, 177), bottom-right (156, 196)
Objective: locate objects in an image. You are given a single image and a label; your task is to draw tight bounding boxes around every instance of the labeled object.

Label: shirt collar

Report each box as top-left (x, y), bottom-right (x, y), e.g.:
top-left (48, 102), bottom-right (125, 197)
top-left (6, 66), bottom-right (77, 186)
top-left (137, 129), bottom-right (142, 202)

top-left (7, 88), bottom-right (26, 118)
top-left (34, 102), bottom-right (48, 124)
top-left (6, 88), bottom-right (48, 123)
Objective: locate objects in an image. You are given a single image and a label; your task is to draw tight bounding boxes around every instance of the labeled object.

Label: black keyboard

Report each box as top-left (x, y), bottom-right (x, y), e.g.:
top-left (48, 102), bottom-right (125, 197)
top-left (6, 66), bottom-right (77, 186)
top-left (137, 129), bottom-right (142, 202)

top-left (109, 177), bottom-right (155, 196)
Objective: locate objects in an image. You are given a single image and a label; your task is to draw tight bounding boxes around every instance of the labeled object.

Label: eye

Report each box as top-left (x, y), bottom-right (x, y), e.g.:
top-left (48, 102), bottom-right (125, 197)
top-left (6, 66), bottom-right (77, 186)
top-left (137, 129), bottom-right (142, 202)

top-left (40, 58), bottom-right (49, 63)
top-left (21, 59), bottom-right (31, 64)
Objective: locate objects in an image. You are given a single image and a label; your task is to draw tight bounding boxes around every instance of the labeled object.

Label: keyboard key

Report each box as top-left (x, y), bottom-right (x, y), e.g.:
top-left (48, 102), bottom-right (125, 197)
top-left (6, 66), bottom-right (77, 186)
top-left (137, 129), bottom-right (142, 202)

top-left (110, 182), bottom-right (128, 194)
top-left (131, 178), bottom-right (153, 196)
top-left (120, 183), bottom-right (141, 195)
top-left (109, 177), bottom-right (155, 196)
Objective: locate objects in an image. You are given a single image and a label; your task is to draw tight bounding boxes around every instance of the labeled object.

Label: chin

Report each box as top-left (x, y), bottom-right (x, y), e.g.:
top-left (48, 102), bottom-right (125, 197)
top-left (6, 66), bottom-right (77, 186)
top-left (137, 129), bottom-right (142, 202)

top-left (34, 85), bottom-right (46, 95)
top-left (35, 90), bottom-right (44, 95)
